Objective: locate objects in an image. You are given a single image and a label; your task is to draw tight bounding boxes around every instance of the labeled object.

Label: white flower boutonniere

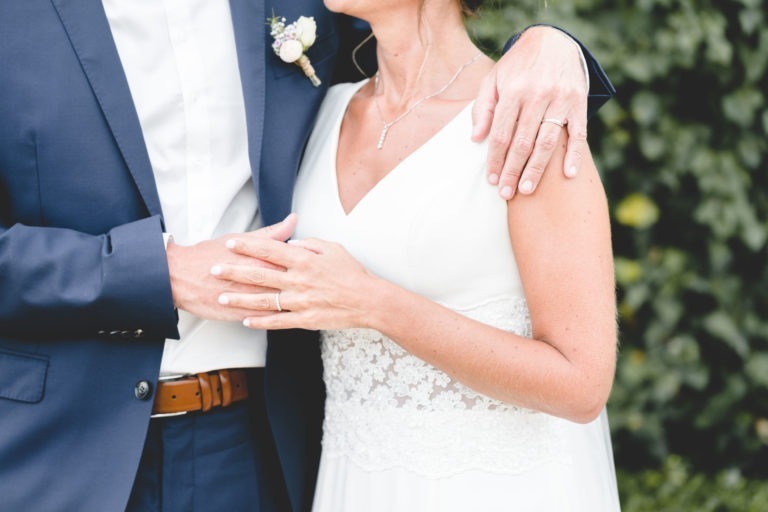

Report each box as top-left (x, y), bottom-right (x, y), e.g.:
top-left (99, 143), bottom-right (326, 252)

top-left (269, 14), bottom-right (321, 87)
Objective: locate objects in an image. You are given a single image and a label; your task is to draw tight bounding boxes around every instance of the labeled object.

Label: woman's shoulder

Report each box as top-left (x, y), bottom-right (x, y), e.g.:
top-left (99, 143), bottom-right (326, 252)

top-left (324, 80), bottom-right (368, 107)
top-left (311, 79), bottom-right (367, 127)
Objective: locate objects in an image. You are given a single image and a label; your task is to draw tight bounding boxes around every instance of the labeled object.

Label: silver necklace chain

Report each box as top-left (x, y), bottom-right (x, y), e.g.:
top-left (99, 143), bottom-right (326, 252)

top-left (373, 53), bottom-right (482, 150)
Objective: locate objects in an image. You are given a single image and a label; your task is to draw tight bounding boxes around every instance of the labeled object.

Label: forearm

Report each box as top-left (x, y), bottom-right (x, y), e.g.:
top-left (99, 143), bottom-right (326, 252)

top-left (0, 216), bottom-right (178, 340)
top-left (362, 276), bottom-right (606, 423)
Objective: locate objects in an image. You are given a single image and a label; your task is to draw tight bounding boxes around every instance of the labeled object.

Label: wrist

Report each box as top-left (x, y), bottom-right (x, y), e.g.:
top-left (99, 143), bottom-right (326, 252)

top-left (521, 25), bottom-right (578, 56)
top-left (521, 25), bottom-right (589, 91)
top-left (165, 240), bottom-right (185, 310)
top-left (361, 275), bottom-right (418, 337)
top-left (358, 274), bottom-right (400, 331)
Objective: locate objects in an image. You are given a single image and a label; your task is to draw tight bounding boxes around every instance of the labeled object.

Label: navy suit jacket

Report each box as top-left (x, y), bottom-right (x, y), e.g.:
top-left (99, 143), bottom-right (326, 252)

top-left (0, 1), bottom-right (614, 510)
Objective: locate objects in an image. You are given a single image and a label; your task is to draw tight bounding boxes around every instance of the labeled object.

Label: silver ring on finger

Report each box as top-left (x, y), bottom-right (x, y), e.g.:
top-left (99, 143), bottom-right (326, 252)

top-left (275, 291), bottom-right (282, 312)
top-left (541, 118), bottom-right (567, 128)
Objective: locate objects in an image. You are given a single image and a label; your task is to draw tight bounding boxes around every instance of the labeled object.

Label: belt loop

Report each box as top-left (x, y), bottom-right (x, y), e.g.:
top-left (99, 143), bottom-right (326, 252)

top-left (196, 372), bottom-right (213, 412)
top-left (218, 369), bottom-right (233, 407)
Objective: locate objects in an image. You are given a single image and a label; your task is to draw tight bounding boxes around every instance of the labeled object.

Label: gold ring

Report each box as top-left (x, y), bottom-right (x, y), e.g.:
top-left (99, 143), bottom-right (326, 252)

top-left (541, 118), bottom-right (567, 127)
top-left (275, 291), bottom-right (282, 312)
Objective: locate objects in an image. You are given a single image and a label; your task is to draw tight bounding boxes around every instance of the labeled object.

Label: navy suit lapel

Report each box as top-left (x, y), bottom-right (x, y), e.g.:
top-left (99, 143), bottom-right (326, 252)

top-left (229, 0), bottom-right (267, 196)
top-left (50, 0), bottom-right (163, 218)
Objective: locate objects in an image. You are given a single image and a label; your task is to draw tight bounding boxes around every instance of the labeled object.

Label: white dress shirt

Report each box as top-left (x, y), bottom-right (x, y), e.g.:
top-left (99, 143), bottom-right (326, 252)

top-left (102, 0), bottom-right (267, 375)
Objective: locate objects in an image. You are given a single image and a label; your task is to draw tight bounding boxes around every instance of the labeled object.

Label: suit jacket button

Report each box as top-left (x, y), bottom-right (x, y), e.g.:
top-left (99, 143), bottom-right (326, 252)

top-left (134, 380), bottom-right (152, 401)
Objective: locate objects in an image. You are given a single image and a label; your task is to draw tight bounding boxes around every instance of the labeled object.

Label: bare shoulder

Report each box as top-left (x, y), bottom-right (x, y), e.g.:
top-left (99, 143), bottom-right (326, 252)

top-left (506, 132), bottom-right (607, 228)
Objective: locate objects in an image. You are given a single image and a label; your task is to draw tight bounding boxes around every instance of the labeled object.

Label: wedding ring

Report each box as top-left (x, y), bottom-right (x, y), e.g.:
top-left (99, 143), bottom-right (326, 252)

top-left (541, 118), bottom-right (567, 127)
top-left (275, 291), bottom-right (282, 312)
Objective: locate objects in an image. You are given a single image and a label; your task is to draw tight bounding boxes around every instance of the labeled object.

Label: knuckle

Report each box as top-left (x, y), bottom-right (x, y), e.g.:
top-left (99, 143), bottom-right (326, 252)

top-left (512, 135), bottom-right (533, 155)
top-left (294, 250), bottom-right (310, 264)
top-left (486, 154), bottom-right (505, 172)
top-left (524, 161), bottom-right (545, 176)
top-left (247, 269), bottom-right (266, 285)
top-left (258, 296), bottom-right (270, 310)
top-left (571, 128), bottom-right (588, 141)
top-left (500, 78), bottom-right (521, 93)
top-left (535, 87), bottom-right (554, 102)
top-left (538, 133), bottom-right (559, 152)
top-left (490, 129), bottom-right (512, 146)
top-left (243, 241), bottom-right (267, 258)
top-left (500, 165), bottom-right (523, 179)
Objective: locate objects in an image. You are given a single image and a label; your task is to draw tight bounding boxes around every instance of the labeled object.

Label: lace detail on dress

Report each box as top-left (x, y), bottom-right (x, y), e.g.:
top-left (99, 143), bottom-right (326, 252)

top-left (320, 296), bottom-right (571, 478)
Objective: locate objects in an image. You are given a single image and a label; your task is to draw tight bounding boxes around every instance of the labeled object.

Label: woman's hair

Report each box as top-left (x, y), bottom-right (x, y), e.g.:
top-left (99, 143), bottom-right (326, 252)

top-left (460, 0), bottom-right (484, 16)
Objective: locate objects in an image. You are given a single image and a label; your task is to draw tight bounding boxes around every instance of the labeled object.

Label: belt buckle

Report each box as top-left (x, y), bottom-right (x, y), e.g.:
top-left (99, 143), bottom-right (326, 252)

top-left (150, 374), bottom-right (191, 419)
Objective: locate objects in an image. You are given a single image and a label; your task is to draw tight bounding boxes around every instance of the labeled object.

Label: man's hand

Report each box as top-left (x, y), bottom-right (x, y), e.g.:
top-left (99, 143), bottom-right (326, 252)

top-left (166, 215), bottom-right (297, 321)
top-left (472, 26), bottom-right (589, 199)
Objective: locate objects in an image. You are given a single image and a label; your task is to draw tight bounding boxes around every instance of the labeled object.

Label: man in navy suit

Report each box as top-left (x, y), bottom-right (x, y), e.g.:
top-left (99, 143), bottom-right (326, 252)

top-left (0, 1), bottom-right (614, 510)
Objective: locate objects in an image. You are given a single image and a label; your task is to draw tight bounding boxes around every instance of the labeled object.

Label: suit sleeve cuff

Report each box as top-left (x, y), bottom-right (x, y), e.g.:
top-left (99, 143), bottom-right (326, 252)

top-left (572, 38), bottom-right (590, 93)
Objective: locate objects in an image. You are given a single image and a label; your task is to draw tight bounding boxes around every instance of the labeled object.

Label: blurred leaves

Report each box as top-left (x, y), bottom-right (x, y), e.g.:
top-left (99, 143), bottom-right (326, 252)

top-left (470, 0), bottom-right (768, 488)
top-left (615, 193), bottom-right (660, 229)
top-left (617, 456), bottom-right (768, 511)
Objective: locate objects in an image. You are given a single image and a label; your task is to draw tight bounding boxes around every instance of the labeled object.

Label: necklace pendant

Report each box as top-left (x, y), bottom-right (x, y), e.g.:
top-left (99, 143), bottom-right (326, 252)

top-left (377, 125), bottom-right (389, 150)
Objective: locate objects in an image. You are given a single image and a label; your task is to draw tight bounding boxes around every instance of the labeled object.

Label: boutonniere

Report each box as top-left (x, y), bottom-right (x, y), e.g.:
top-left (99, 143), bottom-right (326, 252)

top-left (269, 14), bottom-right (321, 87)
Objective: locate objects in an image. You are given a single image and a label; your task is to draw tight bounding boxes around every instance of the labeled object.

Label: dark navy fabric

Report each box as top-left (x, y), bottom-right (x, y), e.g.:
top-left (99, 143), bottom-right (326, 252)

top-left (127, 404), bottom-right (262, 512)
top-left (0, 1), bottom-right (614, 510)
top-left (126, 372), bottom-right (290, 512)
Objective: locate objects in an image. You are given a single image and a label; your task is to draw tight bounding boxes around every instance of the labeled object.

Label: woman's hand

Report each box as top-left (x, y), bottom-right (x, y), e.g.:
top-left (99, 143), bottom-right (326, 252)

top-left (211, 230), bottom-right (380, 330)
top-left (472, 26), bottom-right (588, 199)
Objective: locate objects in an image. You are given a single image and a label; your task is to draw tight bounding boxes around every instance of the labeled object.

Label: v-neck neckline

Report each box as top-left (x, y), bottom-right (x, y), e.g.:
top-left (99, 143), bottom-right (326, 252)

top-left (329, 81), bottom-right (475, 218)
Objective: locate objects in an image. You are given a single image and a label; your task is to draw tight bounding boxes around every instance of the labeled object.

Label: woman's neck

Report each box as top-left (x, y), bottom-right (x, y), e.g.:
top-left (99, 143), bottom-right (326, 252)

top-left (368, 3), bottom-right (482, 111)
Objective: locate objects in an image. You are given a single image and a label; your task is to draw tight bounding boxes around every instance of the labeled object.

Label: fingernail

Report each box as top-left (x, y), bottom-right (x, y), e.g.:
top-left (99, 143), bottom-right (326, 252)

top-left (520, 180), bottom-right (534, 194)
top-left (225, 239), bottom-right (236, 249)
top-left (218, 294), bottom-right (229, 305)
top-left (566, 166), bottom-right (578, 178)
top-left (488, 174), bottom-right (499, 185)
top-left (243, 318), bottom-right (251, 327)
top-left (210, 265), bottom-right (222, 276)
top-left (500, 186), bottom-right (513, 199)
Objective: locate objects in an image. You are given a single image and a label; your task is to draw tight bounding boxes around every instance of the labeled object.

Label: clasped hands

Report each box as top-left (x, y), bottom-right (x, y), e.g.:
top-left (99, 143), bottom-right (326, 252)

top-left (214, 214), bottom-right (377, 331)
top-left (168, 214), bottom-right (375, 328)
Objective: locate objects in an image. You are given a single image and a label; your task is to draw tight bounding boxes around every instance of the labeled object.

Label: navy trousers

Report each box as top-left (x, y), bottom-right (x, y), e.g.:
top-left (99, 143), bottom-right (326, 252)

top-left (126, 369), bottom-right (291, 512)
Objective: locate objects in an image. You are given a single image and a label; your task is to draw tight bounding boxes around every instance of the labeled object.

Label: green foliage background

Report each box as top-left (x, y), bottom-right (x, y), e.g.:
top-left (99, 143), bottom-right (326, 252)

top-left (470, 0), bottom-right (768, 508)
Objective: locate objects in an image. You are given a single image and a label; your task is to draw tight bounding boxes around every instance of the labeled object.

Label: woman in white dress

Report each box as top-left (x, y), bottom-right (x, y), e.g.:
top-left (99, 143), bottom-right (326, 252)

top-left (218, 0), bottom-right (620, 509)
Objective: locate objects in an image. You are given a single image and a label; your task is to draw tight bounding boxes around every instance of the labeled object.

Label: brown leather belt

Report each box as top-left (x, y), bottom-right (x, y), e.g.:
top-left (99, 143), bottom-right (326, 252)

top-left (151, 369), bottom-right (249, 417)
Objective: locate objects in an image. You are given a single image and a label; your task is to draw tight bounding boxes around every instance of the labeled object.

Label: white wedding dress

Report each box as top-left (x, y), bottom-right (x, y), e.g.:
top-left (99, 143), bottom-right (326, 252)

top-left (293, 81), bottom-right (621, 512)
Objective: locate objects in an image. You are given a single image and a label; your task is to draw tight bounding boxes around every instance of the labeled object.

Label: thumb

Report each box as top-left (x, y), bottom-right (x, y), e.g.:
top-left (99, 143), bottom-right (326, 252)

top-left (256, 213), bottom-right (298, 242)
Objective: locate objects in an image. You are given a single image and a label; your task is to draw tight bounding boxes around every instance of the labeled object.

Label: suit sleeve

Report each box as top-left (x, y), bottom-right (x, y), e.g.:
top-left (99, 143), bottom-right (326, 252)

top-left (0, 216), bottom-right (180, 341)
top-left (504, 25), bottom-right (617, 119)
